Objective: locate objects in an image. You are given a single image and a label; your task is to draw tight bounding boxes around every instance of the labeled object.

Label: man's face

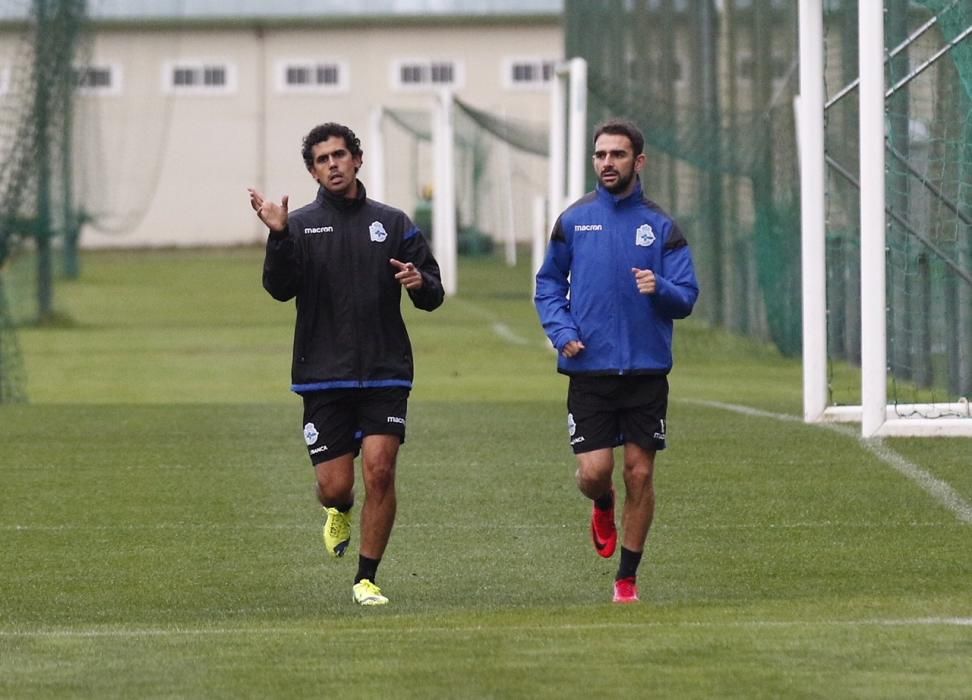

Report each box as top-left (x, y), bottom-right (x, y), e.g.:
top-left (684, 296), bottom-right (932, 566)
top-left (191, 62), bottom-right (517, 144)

top-left (308, 136), bottom-right (362, 196)
top-left (592, 133), bottom-right (645, 195)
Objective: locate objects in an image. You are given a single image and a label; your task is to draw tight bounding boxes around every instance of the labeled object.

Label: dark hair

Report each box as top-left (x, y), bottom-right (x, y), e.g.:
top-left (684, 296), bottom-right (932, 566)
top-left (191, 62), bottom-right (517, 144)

top-left (301, 122), bottom-right (363, 169)
top-left (592, 119), bottom-right (645, 157)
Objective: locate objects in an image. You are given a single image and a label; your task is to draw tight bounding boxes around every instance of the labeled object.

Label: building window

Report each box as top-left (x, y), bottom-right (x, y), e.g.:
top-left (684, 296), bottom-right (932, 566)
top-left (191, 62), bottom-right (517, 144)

top-left (164, 61), bottom-right (236, 94)
top-left (392, 59), bottom-right (463, 90)
top-left (430, 62), bottom-right (453, 83)
top-left (505, 58), bottom-right (557, 89)
top-left (277, 60), bottom-right (349, 93)
top-left (75, 64), bottom-right (121, 95)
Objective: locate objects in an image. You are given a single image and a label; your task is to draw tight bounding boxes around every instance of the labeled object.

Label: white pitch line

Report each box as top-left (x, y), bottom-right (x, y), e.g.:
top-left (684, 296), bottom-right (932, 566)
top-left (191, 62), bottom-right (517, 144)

top-left (685, 399), bottom-right (972, 525)
top-left (2, 617), bottom-right (970, 640)
top-left (450, 297), bottom-right (545, 348)
top-left (491, 322), bottom-right (529, 346)
top-left (858, 437), bottom-right (972, 524)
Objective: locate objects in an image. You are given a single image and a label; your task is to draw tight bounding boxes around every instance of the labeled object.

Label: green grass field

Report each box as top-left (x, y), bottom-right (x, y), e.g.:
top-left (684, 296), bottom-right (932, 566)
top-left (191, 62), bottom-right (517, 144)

top-left (1, 248), bottom-right (970, 698)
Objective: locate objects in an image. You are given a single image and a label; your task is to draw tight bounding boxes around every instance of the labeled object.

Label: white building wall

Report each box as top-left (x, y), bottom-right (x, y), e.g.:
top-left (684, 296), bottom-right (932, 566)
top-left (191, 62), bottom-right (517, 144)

top-left (69, 20), bottom-right (561, 248)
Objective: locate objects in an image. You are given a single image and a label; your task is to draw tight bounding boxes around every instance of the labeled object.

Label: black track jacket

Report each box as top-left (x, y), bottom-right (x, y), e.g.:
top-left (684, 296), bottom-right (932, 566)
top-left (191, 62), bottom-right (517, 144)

top-left (263, 182), bottom-right (444, 393)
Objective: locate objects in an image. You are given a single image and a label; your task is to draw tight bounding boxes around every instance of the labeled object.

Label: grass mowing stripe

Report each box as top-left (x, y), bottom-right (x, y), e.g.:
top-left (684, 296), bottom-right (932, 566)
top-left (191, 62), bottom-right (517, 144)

top-left (687, 399), bottom-right (972, 524)
top-left (4, 251), bottom-right (970, 698)
top-left (3, 520), bottom-right (960, 532)
top-left (4, 617), bottom-right (972, 639)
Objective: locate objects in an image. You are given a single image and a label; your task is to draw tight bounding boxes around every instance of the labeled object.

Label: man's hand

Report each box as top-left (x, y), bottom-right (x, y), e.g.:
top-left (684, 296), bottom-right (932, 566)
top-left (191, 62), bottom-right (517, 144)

top-left (632, 267), bottom-right (656, 295)
top-left (248, 188), bottom-right (289, 233)
top-left (561, 339), bottom-right (585, 358)
top-left (390, 258), bottom-right (424, 290)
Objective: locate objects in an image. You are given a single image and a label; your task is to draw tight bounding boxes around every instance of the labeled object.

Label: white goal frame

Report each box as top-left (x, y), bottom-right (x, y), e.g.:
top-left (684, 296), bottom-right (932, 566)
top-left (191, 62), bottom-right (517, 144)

top-left (537, 58), bottom-right (588, 283)
top-left (370, 61), bottom-right (588, 299)
top-left (367, 93), bottom-right (461, 298)
top-left (798, 0), bottom-right (972, 437)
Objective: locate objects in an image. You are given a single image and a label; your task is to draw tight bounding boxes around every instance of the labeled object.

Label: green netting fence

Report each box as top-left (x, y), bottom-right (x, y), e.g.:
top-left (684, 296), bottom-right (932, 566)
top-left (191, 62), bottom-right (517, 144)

top-left (823, 0), bottom-right (972, 406)
top-left (565, 0), bottom-right (800, 354)
top-left (565, 0), bottom-right (972, 407)
top-left (0, 0), bottom-right (88, 402)
top-left (0, 272), bottom-right (25, 402)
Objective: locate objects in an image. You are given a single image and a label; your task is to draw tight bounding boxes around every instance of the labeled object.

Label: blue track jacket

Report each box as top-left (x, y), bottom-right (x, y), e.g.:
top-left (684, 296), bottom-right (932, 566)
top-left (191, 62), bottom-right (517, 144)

top-left (534, 179), bottom-right (699, 376)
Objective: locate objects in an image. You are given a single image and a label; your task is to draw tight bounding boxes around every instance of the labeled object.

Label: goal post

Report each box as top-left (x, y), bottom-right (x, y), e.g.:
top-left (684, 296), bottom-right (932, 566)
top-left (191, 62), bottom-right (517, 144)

top-left (542, 57), bottom-right (588, 281)
top-left (366, 93), bottom-right (460, 298)
top-left (858, 0), bottom-right (890, 437)
top-left (799, 0), bottom-right (972, 437)
top-left (373, 80), bottom-right (565, 299)
top-left (798, 0), bottom-right (828, 425)
top-left (432, 89), bottom-right (458, 297)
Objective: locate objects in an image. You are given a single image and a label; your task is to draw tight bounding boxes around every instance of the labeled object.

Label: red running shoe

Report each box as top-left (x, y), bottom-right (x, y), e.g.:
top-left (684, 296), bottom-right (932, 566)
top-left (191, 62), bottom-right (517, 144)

top-left (590, 489), bottom-right (617, 558)
top-left (612, 577), bottom-right (639, 604)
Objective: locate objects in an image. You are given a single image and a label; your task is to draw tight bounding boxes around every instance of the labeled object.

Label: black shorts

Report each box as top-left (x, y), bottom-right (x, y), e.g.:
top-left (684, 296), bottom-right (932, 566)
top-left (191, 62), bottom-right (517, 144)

top-left (301, 387), bottom-right (409, 465)
top-left (566, 374), bottom-right (668, 454)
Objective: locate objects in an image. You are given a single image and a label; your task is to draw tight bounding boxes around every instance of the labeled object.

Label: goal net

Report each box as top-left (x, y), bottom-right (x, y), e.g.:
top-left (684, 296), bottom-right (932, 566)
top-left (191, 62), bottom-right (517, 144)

top-left (373, 93), bottom-right (551, 296)
top-left (0, 0), bottom-right (89, 402)
top-left (801, 0), bottom-right (972, 436)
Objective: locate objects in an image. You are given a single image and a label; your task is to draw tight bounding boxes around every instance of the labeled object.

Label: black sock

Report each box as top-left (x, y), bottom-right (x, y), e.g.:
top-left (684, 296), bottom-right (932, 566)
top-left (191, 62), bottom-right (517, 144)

top-left (355, 555), bottom-right (380, 584)
top-left (322, 501), bottom-right (353, 512)
top-left (593, 490), bottom-right (614, 511)
top-left (616, 547), bottom-right (643, 581)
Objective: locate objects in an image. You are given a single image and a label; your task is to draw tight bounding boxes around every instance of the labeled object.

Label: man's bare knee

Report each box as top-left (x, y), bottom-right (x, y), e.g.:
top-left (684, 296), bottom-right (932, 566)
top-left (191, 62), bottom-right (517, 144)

top-left (363, 460), bottom-right (396, 495)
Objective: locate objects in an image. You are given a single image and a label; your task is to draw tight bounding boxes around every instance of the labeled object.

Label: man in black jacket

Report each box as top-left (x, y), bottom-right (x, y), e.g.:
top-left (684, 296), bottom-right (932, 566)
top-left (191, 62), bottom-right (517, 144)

top-left (248, 122), bottom-right (444, 606)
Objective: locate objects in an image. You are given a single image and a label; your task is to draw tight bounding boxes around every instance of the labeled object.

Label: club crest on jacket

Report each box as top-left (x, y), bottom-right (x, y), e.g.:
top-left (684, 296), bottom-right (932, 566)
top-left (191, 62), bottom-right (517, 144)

top-left (635, 223), bottom-right (655, 247)
top-left (369, 221), bottom-right (388, 242)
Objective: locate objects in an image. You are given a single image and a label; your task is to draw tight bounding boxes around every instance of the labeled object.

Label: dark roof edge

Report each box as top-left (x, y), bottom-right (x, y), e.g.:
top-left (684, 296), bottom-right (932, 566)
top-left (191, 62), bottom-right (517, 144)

top-left (1, 13), bottom-right (562, 32)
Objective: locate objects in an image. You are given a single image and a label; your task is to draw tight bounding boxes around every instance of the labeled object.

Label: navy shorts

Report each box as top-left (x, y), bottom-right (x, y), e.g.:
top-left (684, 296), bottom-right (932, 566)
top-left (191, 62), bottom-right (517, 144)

top-left (566, 374), bottom-right (668, 454)
top-left (300, 387), bottom-right (409, 465)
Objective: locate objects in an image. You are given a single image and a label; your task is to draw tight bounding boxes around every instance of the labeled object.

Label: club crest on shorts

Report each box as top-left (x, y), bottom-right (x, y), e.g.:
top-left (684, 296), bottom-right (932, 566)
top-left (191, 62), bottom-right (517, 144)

top-left (567, 412), bottom-right (577, 437)
top-left (369, 221), bottom-right (388, 242)
top-left (635, 223), bottom-right (655, 247)
top-left (303, 422), bottom-right (319, 445)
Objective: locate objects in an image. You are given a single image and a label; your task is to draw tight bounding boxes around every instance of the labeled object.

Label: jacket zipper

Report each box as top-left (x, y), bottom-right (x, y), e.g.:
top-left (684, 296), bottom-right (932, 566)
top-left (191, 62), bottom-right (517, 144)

top-left (614, 205), bottom-right (626, 374)
top-left (348, 217), bottom-right (363, 387)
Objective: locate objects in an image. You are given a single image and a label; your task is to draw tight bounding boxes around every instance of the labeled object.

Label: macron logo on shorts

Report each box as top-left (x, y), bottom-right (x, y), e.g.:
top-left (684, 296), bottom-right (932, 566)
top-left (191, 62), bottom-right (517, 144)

top-left (653, 418), bottom-right (666, 441)
top-left (387, 416), bottom-right (405, 425)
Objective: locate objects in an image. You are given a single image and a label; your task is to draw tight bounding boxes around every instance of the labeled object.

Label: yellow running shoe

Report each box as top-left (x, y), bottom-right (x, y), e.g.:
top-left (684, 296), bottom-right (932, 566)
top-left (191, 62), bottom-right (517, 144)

top-left (322, 507), bottom-right (351, 558)
top-left (352, 579), bottom-right (388, 606)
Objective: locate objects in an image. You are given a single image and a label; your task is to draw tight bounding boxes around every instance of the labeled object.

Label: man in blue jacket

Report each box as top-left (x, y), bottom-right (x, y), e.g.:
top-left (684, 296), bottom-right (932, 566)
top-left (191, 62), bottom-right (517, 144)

top-left (535, 119), bottom-right (699, 604)
top-left (249, 122), bottom-right (444, 606)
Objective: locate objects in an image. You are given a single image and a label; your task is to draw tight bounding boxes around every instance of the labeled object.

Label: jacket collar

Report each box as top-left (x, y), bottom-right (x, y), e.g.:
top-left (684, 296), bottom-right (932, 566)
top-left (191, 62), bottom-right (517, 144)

top-left (596, 176), bottom-right (644, 207)
top-left (316, 179), bottom-right (367, 212)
